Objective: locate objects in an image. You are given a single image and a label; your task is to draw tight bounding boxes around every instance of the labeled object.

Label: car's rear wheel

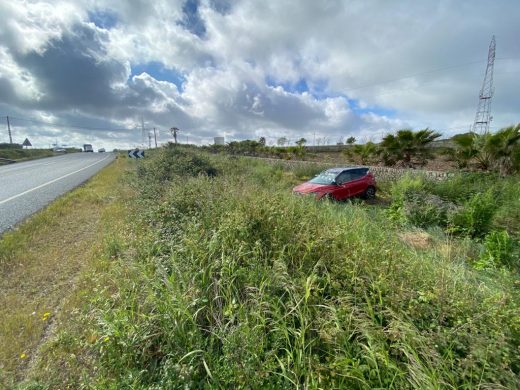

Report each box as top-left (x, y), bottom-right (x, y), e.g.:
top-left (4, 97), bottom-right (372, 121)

top-left (364, 186), bottom-right (376, 199)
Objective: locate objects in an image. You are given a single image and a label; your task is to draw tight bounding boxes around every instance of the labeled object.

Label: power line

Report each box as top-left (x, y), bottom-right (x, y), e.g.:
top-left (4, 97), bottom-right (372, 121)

top-left (339, 57), bottom-right (518, 95)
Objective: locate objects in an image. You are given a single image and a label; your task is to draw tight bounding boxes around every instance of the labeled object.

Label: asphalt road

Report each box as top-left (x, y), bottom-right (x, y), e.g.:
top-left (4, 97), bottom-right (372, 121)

top-left (0, 152), bottom-right (115, 235)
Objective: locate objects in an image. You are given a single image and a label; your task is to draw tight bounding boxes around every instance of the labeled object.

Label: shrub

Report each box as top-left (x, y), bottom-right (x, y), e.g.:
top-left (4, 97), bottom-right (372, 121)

top-left (475, 230), bottom-right (519, 269)
top-left (137, 145), bottom-right (217, 185)
top-left (387, 175), bottom-right (426, 223)
top-left (403, 192), bottom-right (456, 228)
top-left (448, 189), bottom-right (496, 238)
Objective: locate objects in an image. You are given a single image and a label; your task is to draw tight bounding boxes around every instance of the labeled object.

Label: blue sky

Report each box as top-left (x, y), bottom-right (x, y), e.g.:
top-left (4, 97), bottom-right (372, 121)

top-left (131, 62), bottom-right (186, 92)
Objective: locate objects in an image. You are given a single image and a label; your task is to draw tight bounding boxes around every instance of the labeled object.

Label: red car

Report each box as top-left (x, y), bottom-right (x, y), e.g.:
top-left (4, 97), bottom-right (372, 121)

top-left (292, 167), bottom-right (376, 200)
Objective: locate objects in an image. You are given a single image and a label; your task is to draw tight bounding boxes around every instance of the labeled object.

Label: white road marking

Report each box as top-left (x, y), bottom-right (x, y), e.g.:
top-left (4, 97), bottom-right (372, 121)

top-left (0, 155), bottom-right (111, 205)
top-left (0, 156), bottom-right (70, 173)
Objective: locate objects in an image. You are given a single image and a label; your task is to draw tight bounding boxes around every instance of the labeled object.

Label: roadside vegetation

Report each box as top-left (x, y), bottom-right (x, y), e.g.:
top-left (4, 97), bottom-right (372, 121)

top-left (0, 145), bottom-right (81, 163)
top-left (14, 145), bottom-right (518, 389)
top-left (205, 124), bottom-right (520, 174)
top-left (0, 158), bottom-right (130, 388)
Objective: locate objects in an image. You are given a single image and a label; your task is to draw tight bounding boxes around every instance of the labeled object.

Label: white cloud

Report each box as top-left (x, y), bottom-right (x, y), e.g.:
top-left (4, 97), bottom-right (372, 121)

top-left (0, 0), bottom-right (518, 148)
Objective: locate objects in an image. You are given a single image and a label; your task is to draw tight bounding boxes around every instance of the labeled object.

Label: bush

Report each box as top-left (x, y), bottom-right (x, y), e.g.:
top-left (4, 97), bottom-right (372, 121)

top-left (403, 192), bottom-right (456, 228)
top-left (425, 172), bottom-right (498, 203)
top-left (137, 145), bottom-right (217, 186)
top-left (387, 175), bottom-right (426, 223)
top-left (448, 189), bottom-right (496, 238)
top-left (475, 230), bottom-right (519, 269)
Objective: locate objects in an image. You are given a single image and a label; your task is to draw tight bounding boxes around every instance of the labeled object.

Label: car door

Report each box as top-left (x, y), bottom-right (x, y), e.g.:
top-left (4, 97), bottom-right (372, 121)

top-left (333, 171), bottom-right (353, 200)
top-left (345, 168), bottom-right (369, 196)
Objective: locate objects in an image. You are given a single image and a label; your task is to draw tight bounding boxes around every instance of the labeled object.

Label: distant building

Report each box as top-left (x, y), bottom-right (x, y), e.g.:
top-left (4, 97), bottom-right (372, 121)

top-left (214, 136), bottom-right (225, 145)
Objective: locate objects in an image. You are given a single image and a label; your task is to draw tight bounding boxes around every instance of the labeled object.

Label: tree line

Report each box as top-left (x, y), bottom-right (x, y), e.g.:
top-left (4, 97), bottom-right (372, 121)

top-left (204, 124), bottom-right (520, 175)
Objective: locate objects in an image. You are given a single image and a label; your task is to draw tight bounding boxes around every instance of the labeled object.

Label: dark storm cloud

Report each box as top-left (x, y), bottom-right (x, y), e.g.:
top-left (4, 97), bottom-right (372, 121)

top-left (14, 23), bottom-right (127, 110)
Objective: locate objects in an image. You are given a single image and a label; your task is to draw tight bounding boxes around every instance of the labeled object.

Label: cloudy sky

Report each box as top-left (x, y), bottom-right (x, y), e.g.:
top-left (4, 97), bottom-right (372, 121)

top-left (0, 0), bottom-right (518, 149)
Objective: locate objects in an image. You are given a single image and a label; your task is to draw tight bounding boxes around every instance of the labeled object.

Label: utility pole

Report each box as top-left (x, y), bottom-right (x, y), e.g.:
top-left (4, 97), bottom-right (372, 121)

top-left (6, 116), bottom-right (12, 144)
top-left (472, 35), bottom-right (496, 134)
top-left (153, 127), bottom-right (157, 148)
top-left (148, 132), bottom-right (152, 148)
top-left (141, 117), bottom-right (146, 146)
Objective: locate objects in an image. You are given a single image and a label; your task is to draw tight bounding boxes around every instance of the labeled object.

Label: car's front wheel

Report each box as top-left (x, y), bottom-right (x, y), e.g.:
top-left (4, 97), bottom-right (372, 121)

top-left (364, 186), bottom-right (376, 199)
top-left (320, 193), bottom-right (334, 201)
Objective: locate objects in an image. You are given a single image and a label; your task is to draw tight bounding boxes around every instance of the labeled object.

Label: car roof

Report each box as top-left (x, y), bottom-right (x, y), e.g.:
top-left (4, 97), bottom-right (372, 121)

top-left (325, 166), bottom-right (368, 174)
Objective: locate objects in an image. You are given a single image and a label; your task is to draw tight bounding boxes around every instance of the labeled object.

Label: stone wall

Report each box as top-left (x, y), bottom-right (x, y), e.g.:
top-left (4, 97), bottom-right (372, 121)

top-left (244, 157), bottom-right (451, 181)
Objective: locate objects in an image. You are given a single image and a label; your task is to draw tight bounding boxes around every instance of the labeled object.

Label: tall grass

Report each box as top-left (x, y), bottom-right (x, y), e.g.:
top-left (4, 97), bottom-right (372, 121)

top-left (87, 147), bottom-right (520, 388)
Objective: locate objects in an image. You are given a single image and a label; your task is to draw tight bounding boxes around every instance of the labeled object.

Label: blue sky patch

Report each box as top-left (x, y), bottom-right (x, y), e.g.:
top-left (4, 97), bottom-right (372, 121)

top-left (131, 62), bottom-right (186, 92)
top-left (265, 76), bottom-right (396, 117)
top-left (210, 0), bottom-right (232, 14)
top-left (88, 10), bottom-right (118, 29)
top-left (266, 76), bottom-right (331, 99)
top-left (266, 76), bottom-right (309, 94)
top-left (179, 0), bottom-right (206, 38)
top-left (348, 98), bottom-right (397, 117)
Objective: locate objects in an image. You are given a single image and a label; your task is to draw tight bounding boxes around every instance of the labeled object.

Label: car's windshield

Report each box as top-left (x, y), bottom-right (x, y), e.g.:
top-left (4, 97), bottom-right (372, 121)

top-left (309, 171), bottom-right (337, 185)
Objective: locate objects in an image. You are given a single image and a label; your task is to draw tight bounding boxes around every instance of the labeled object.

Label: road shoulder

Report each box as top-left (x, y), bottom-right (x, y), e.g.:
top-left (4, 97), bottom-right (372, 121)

top-left (0, 158), bottom-right (130, 388)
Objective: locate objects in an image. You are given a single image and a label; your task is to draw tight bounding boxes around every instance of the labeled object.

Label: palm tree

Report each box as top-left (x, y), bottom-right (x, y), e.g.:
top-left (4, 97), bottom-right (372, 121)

top-left (488, 124), bottom-right (520, 175)
top-left (451, 132), bottom-right (478, 169)
top-left (451, 124), bottom-right (520, 174)
top-left (352, 142), bottom-right (378, 164)
top-left (380, 128), bottom-right (441, 167)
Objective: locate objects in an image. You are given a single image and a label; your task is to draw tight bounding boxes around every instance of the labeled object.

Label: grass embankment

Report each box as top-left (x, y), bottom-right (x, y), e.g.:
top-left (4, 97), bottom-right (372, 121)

top-left (0, 148), bottom-right (81, 163)
top-left (0, 158), bottom-right (129, 388)
top-left (8, 146), bottom-right (520, 388)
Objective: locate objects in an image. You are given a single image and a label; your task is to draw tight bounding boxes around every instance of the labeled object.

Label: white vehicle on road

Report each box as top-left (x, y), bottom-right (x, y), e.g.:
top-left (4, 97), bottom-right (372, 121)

top-left (83, 144), bottom-right (93, 152)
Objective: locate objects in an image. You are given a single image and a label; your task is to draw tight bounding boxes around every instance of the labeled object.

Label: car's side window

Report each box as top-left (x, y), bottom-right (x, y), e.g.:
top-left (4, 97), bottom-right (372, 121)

top-left (336, 171), bottom-right (352, 185)
top-left (350, 169), bottom-right (368, 180)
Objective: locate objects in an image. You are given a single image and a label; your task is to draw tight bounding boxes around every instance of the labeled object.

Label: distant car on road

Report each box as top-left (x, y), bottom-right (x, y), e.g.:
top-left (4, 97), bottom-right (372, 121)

top-left (83, 144), bottom-right (93, 152)
top-left (293, 167), bottom-right (376, 200)
top-left (98, 148), bottom-right (106, 153)
top-left (53, 147), bottom-right (66, 153)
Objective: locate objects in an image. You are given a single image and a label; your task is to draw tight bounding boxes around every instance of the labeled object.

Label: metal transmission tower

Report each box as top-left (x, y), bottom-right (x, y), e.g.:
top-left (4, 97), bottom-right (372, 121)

top-left (472, 35), bottom-right (496, 134)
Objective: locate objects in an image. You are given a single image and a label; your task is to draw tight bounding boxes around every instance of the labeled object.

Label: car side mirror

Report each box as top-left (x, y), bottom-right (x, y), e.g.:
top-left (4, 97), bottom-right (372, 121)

top-left (332, 180), bottom-right (338, 186)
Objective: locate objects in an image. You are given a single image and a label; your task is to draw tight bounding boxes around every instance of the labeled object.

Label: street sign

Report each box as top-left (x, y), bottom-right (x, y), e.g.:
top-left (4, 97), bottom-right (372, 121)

top-left (22, 138), bottom-right (32, 147)
top-left (128, 149), bottom-right (145, 158)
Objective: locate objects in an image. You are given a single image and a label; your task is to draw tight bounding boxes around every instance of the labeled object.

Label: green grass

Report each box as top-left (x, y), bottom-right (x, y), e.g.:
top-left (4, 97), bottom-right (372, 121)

top-left (0, 148), bottom-right (81, 163)
top-left (12, 146), bottom-right (520, 389)
top-left (0, 158), bottom-right (128, 388)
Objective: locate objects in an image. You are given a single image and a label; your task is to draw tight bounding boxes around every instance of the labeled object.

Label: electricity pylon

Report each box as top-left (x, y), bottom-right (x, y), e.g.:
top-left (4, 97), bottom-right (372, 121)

top-left (472, 36), bottom-right (496, 134)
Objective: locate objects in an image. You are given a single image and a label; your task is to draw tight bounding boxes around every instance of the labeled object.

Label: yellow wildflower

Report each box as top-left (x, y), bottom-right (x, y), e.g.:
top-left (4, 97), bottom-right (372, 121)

top-left (20, 353), bottom-right (27, 359)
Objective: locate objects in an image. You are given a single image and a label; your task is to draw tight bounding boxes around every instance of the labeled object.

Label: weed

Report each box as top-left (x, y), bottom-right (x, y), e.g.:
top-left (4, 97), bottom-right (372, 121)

top-left (448, 189), bottom-right (496, 238)
top-left (85, 149), bottom-right (520, 389)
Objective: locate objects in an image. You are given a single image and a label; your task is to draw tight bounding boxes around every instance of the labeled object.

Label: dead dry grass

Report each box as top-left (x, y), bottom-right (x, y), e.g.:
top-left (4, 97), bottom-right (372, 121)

top-left (398, 230), bottom-right (433, 250)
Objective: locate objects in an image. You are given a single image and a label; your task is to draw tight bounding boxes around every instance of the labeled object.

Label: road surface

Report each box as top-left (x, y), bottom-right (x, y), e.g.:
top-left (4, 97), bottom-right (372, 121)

top-left (0, 153), bottom-right (115, 235)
